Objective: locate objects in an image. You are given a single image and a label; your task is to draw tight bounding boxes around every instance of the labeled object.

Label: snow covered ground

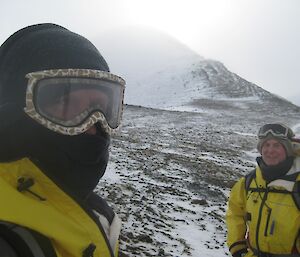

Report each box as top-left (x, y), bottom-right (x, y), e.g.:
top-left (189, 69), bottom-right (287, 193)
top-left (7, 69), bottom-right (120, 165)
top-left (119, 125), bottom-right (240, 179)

top-left (96, 104), bottom-right (300, 257)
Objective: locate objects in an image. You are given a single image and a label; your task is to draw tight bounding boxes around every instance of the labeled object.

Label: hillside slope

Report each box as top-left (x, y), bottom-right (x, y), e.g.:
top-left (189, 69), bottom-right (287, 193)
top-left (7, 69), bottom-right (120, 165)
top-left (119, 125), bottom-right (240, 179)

top-left (95, 26), bottom-right (299, 113)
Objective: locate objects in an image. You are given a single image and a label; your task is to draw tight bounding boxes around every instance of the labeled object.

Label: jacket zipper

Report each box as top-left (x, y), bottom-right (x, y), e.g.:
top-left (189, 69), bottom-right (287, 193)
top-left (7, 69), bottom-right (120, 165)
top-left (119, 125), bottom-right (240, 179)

top-left (255, 188), bottom-right (268, 253)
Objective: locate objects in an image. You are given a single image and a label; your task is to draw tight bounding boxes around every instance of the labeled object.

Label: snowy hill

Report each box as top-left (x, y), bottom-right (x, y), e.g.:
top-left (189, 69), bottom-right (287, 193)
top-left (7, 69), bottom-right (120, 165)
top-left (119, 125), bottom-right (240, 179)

top-left (124, 59), bottom-right (278, 111)
top-left (95, 26), bottom-right (299, 113)
top-left (94, 26), bottom-right (202, 83)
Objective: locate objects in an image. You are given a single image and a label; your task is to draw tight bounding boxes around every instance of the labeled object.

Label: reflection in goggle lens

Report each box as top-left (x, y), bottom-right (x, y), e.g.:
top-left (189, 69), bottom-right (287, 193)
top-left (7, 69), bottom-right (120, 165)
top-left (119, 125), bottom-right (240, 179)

top-left (34, 77), bottom-right (123, 128)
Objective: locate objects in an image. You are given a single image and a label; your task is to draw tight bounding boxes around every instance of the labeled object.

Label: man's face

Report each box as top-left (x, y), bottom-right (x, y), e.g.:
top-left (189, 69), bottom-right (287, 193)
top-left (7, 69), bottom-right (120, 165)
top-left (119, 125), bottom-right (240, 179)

top-left (261, 139), bottom-right (287, 166)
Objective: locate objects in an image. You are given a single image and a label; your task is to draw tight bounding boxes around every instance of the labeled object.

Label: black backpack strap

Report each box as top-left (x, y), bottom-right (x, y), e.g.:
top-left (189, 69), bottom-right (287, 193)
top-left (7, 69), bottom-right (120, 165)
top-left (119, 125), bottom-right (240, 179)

top-left (292, 180), bottom-right (300, 210)
top-left (29, 228), bottom-right (58, 257)
top-left (85, 193), bottom-right (116, 257)
top-left (245, 168), bottom-right (256, 193)
top-left (0, 222), bottom-right (57, 257)
top-left (86, 192), bottom-right (115, 224)
top-left (0, 236), bottom-right (19, 257)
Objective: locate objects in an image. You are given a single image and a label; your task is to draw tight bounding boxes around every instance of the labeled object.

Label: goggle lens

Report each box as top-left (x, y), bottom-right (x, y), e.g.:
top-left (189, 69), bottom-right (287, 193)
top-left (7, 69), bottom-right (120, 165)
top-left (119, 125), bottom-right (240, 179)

top-left (34, 77), bottom-right (123, 129)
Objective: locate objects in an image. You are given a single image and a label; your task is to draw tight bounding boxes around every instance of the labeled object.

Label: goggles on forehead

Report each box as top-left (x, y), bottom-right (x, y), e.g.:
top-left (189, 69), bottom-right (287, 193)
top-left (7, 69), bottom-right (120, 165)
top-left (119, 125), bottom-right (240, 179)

top-left (24, 69), bottom-right (125, 136)
top-left (258, 123), bottom-right (294, 139)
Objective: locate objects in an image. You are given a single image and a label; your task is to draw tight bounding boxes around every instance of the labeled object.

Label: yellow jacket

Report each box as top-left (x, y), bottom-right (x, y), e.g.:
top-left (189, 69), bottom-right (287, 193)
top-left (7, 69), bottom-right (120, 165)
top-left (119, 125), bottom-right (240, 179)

top-left (226, 158), bottom-right (300, 257)
top-left (0, 158), bottom-right (121, 257)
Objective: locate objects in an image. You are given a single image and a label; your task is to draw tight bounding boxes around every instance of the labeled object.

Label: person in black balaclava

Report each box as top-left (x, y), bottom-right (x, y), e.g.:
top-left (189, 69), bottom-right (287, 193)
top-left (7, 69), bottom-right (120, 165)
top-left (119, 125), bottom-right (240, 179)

top-left (226, 123), bottom-right (300, 257)
top-left (0, 23), bottom-right (124, 257)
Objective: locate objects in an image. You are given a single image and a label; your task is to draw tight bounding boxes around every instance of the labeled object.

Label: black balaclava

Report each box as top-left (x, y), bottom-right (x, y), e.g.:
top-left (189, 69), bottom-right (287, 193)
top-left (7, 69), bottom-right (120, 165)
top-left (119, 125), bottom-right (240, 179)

top-left (0, 23), bottom-right (111, 198)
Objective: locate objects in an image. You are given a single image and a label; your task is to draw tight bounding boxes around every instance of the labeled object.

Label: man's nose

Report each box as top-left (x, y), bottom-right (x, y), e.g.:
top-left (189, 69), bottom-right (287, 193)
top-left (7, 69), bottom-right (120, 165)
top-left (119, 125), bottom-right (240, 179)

top-left (266, 146), bottom-right (276, 153)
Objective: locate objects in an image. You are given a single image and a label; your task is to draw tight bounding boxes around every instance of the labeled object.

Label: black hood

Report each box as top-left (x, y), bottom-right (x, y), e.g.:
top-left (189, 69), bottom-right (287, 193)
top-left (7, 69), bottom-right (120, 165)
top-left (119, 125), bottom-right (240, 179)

top-left (0, 23), bottom-right (109, 132)
top-left (0, 23), bottom-right (112, 198)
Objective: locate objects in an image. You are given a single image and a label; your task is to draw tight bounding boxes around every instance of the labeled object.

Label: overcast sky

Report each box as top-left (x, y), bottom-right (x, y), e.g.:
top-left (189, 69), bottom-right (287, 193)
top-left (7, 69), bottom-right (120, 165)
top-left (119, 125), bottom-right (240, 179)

top-left (1, 0), bottom-right (300, 105)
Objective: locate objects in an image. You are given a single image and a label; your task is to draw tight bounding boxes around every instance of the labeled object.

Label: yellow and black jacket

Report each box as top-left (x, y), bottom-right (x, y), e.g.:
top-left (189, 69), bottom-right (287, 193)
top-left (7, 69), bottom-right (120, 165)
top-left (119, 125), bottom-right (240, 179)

top-left (0, 158), bottom-right (121, 257)
top-left (226, 157), bottom-right (300, 257)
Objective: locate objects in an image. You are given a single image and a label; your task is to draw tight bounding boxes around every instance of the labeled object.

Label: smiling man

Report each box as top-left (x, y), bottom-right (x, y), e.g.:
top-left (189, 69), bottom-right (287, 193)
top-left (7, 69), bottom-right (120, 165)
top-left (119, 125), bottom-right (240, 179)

top-left (226, 123), bottom-right (300, 257)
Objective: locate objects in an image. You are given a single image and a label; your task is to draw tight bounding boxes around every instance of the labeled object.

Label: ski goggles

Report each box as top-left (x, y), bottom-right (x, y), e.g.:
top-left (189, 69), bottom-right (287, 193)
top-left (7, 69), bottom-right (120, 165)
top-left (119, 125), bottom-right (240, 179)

top-left (258, 123), bottom-right (294, 139)
top-left (24, 69), bottom-right (125, 136)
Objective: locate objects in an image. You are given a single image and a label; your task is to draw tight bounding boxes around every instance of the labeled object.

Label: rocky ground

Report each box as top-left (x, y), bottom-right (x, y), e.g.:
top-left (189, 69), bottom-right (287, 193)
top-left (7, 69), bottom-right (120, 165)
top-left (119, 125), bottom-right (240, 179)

top-left (95, 104), bottom-right (300, 257)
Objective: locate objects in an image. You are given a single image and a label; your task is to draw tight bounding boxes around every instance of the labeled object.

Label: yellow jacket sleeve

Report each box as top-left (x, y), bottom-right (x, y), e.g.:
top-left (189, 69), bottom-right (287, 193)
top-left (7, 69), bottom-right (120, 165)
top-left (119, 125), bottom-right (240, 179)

top-left (226, 178), bottom-right (248, 256)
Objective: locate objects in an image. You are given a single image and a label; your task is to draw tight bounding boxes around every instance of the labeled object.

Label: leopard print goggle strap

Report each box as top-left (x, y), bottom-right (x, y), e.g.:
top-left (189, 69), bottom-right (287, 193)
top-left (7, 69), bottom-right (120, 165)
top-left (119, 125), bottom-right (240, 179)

top-left (24, 69), bottom-right (125, 136)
